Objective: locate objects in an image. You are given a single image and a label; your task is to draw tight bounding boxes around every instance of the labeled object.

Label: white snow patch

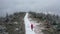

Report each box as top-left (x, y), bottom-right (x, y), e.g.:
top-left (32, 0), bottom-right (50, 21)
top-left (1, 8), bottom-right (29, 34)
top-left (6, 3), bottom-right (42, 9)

top-left (24, 13), bottom-right (35, 34)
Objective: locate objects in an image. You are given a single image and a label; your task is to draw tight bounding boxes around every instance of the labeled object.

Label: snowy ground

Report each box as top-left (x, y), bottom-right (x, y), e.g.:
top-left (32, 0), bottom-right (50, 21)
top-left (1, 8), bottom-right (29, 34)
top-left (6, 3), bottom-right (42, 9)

top-left (24, 13), bottom-right (44, 34)
top-left (24, 13), bottom-right (35, 34)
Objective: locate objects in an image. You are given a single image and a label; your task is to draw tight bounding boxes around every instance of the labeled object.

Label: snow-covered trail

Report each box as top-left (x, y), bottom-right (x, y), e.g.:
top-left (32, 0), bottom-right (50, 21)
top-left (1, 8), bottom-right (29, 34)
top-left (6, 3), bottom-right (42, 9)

top-left (24, 13), bottom-right (35, 34)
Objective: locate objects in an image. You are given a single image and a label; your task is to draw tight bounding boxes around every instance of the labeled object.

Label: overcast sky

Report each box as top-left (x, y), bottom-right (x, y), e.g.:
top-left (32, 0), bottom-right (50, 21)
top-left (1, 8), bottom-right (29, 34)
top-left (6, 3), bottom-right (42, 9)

top-left (0, 0), bottom-right (60, 17)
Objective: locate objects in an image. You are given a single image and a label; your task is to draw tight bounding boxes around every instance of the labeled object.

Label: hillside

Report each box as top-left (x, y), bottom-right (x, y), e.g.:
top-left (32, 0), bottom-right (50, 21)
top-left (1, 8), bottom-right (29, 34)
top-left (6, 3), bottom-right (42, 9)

top-left (28, 12), bottom-right (60, 34)
top-left (0, 12), bottom-right (26, 34)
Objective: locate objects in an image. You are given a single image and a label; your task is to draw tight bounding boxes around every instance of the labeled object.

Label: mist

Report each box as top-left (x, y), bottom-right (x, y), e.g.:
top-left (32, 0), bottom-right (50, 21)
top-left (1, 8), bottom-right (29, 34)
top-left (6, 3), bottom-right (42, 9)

top-left (0, 0), bottom-right (60, 17)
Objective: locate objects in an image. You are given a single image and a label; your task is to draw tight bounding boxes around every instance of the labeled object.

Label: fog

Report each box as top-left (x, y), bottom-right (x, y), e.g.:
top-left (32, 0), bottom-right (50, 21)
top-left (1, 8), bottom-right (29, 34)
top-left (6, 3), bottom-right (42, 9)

top-left (0, 0), bottom-right (60, 17)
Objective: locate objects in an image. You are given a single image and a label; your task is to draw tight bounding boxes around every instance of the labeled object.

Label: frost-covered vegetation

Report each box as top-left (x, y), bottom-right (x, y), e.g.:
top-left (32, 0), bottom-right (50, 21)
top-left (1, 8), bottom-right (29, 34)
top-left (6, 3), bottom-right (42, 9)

top-left (0, 12), bottom-right (26, 34)
top-left (28, 12), bottom-right (60, 34)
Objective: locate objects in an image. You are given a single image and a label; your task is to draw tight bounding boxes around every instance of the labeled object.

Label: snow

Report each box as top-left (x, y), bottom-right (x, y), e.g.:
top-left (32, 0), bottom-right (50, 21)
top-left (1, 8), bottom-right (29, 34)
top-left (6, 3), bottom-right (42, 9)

top-left (24, 13), bottom-right (35, 34)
